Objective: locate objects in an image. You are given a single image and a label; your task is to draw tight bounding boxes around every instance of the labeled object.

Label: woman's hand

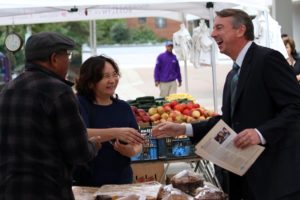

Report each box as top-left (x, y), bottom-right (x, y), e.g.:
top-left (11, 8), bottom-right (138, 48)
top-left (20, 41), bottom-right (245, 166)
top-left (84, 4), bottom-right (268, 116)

top-left (89, 136), bottom-right (102, 151)
top-left (115, 128), bottom-right (144, 145)
top-left (113, 139), bottom-right (142, 157)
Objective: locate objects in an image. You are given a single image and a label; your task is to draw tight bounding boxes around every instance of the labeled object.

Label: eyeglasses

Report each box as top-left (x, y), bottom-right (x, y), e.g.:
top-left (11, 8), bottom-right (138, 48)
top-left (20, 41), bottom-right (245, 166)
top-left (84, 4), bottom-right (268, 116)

top-left (102, 72), bottom-right (120, 80)
top-left (56, 50), bottom-right (73, 60)
top-left (66, 50), bottom-right (72, 60)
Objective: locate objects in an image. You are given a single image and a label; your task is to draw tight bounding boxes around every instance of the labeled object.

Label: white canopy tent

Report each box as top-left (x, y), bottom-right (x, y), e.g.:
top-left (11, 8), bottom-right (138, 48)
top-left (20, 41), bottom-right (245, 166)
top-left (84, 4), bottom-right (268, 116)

top-left (0, 0), bottom-right (269, 25)
top-left (0, 0), bottom-right (270, 112)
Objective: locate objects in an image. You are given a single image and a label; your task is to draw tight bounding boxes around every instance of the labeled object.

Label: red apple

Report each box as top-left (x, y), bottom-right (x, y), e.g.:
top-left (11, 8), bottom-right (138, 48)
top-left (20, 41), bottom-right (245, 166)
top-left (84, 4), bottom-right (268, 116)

top-left (199, 116), bottom-right (206, 121)
top-left (175, 115), bottom-right (183, 123)
top-left (163, 103), bottom-right (171, 107)
top-left (157, 106), bottom-right (164, 115)
top-left (142, 115), bottom-right (150, 122)
top-left (170, 100), bottom-right (178, 109)
top-left (174, 104), bottom-right (184, 113)
top-left (193, 103), bottom-right (200, 108)
top-left (180, 103), bottom-right (187, 111)
top-left (161, 113), bottom-right (169, 120)
top-left (163, 105), bottom-right (172, 113)
top-left (182, 108), bottom-right (190, 116)
top-left (169, 111), bottom-right (179, 120)
top-left (198, 108), bottom-right (206, 115)
top-left (186, 116), bottom-right (196, 123)
top-left (135, 116), bottom-right (142, 123)
top-left (152, 113), bottom-right (161, 121)
top-left (186, 102), bottom-right (194, 110)
top-left (148, 107), bottom-right (158, 116)
top-left (138, 109), bottom-right (147, 116)
top-left (191, 110), bottom-right (201, 118)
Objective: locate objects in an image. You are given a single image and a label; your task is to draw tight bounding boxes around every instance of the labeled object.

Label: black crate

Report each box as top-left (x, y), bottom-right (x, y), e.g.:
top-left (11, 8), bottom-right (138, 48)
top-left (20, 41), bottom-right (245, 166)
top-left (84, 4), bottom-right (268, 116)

top-left (165, 137), bottom-right (196, 158)
top-left (131, 139), bottom-right (158, 162)
top-left (138, 126), bottom-right (170, 159)
top-left (131, 126), bottom-right (196, 162)
top-left (131, 127), bottom-right (158, 162)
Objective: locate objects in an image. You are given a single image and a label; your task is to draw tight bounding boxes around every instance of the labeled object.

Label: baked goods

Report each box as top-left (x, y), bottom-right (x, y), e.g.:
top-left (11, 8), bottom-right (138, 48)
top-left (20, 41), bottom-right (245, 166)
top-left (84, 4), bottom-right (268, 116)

top-left (72, 186), bottom-right (98, 200)
top-left (195, 190), bottom-right (226, 200)
top-left (94, 181), bottom-right (162, 200)
top-left (157, 185), bottom-right (194, 200)
top-left (194, 184), bottom-right (227, 200)
top-left (95, 195), bottom-right (113, 200)
top-left (162, 193), bottom-right (190, 200)
top-left (170, 170), bottom-right (204, 195)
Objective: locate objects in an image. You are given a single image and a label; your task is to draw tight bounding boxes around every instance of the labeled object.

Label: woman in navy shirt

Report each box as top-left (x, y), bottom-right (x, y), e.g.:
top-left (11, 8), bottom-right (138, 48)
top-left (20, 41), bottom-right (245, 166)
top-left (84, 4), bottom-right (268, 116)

top-left (74, 55), bottom-right (143, 186)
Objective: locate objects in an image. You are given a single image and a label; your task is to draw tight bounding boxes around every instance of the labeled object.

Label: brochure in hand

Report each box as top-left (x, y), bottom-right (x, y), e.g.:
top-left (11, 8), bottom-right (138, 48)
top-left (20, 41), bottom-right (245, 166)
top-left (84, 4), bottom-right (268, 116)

top-left (195, 120), bottom-right (265, 176)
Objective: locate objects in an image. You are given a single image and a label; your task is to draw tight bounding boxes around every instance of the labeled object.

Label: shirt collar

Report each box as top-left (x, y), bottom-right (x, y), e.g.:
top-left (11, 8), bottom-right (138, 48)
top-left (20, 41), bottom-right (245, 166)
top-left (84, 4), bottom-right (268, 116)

top-left (235, 41), bottom-right (252, 67)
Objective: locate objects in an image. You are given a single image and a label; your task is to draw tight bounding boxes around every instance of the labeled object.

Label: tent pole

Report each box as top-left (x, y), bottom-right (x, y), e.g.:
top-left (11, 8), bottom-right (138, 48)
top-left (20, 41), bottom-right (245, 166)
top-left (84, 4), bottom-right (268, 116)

top-left (181, 13), bottom-right (189, 93)
top-left (89, 21), bottom-right (92, 55)
top-left (184, 59), bottom-right (188, 92)
top-left (89, 20), bottom-right (97, 56)
top-left (207, 2), bottom-right (218, 112)
top-left (264, 10), bottom-right (270, 48)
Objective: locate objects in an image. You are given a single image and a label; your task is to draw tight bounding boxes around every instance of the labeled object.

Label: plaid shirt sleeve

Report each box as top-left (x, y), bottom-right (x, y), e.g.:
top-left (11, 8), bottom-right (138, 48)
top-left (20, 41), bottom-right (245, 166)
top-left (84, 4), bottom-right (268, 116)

top-left (52, 90), bottom-right (96, 165)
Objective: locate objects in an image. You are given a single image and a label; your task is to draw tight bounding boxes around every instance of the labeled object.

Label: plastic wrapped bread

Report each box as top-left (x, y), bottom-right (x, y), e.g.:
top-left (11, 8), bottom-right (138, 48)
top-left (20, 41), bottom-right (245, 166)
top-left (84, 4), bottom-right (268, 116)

top-left (170, 170), bottom-right (204, 195)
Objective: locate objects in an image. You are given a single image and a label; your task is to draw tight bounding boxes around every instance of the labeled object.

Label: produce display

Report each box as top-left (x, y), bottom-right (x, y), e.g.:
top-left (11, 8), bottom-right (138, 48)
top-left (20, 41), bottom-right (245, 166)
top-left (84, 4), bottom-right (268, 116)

top-left (128, 94), bottom-right (218, 126)
top-left (128, 94), bottom-right (219, 162)
top-left (165, 93), bottom-right (196, 102)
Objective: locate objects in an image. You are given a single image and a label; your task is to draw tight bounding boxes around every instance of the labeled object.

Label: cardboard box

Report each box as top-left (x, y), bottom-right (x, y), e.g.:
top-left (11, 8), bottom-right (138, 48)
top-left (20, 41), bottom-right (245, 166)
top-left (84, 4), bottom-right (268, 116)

top-left (131, 162), bottom-right (165, 184)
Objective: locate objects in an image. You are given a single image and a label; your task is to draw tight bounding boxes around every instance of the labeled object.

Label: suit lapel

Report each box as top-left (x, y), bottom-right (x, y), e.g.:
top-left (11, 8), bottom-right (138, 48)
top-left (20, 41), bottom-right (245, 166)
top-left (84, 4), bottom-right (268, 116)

top-left (223, 69), bottom-right (235, 123)
top-left (232, 43), bottom-right (256, 115)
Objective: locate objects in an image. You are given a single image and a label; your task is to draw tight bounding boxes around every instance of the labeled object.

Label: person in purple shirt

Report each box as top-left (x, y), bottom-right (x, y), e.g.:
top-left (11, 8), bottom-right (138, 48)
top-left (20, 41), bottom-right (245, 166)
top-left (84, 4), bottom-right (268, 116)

top-left (154, 40), bottom-right (182, 97)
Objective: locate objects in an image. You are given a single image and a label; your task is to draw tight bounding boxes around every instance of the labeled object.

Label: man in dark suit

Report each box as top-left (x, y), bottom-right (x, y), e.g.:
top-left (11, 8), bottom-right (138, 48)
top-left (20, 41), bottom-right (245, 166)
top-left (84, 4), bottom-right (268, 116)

top-left (152, 9), bottom-right (300, 200)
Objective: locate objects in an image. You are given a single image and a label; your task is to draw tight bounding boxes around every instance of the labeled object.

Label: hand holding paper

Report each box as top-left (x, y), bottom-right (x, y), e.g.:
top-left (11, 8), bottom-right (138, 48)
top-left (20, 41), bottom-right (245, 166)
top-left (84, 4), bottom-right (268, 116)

top-left (233, 128), bottom-right (262, 149)
top-left (195, 120), bottom-right (265, 176)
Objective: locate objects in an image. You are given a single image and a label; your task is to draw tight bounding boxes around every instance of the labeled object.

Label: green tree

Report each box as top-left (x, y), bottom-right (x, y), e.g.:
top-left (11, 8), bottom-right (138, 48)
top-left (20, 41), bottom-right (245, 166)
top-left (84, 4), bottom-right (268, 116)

top-left (110, 21), bottom-right (130, 44)
top-left (31, 21), bottom-right (89, 46)
top-left (96, 19), bottom-right (124, 44)
top-left (130, 25), bottom-right (157, 43)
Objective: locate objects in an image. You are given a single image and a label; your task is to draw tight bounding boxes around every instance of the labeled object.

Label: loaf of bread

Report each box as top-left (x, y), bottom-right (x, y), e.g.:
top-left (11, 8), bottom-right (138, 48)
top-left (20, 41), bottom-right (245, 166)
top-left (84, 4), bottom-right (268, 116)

top-left (194, 184), bottom-right (227, 200)
top-left (94, 195), bottom-right (113, 200)
top-left (170, 170), bottom-right (204, 195)
top-left (157, 184), bottom-right (194, 200)
top-left (195, 191), bottom-right (225, 200)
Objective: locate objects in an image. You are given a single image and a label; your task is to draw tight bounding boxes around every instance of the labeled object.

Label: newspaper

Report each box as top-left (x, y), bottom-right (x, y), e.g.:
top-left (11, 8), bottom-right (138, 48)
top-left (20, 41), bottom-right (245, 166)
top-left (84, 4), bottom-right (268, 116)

top-left (195, 120), bottom-right (265, 176)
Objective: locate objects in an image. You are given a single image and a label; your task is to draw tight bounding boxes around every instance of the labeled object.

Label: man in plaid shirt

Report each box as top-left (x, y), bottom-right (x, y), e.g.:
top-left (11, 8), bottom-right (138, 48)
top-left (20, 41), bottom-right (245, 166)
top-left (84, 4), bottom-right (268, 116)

top-left (0, 32), bottom-right (102, 200)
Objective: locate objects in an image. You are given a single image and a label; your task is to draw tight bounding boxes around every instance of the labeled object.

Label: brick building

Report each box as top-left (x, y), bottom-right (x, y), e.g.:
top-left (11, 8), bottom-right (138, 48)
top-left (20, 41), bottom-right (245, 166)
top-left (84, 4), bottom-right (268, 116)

top-left (126, 17), bottom-right (181, 40)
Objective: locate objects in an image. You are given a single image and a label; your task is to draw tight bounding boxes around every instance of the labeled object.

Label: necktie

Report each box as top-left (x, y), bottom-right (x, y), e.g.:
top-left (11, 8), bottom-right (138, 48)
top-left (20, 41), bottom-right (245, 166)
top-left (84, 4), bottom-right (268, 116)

top-left (230, 62), bottom-right (240, 116)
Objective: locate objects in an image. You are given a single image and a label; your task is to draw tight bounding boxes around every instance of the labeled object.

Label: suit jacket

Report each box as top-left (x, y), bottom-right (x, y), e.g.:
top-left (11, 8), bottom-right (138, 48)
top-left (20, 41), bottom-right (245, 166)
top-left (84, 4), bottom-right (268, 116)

top-left (293, 57), bottom-right (300, 77)
top-left (190, 43), bottom-right (300, 199)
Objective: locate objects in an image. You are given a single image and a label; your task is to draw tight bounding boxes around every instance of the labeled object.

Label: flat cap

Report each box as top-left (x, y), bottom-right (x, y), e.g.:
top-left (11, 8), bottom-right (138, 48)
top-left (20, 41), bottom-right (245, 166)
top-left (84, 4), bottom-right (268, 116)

top-left (25, 32), bottom-right (75, 61)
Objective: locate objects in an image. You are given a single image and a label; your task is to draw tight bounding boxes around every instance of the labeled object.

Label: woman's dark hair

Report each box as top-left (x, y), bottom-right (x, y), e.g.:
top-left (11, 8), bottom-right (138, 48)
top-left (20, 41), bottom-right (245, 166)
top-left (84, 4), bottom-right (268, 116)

top-left (283, 37), bottom-right (299, 59)
top-left (75, 55), bottom-right (120, 101)
top-left (216, 8), bottom-right (254, 41)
